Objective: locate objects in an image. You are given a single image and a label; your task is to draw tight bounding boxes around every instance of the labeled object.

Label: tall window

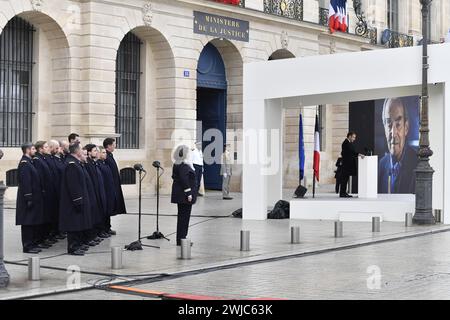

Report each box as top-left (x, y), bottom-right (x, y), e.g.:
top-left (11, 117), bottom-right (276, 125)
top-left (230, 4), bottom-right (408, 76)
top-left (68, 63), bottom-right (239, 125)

top-left (387, 0), bottom-right (399, 31)
top-left (115, 32), bottom-right (141, 149)
top-left (0, 17), bottom-right (34, 147)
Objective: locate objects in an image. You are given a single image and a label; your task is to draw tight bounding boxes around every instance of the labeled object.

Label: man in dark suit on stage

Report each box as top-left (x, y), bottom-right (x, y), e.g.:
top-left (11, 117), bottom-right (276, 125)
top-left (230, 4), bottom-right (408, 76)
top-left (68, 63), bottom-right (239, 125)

top-left (378, 98), bottom-right (418, 194)
top-left (340, 132), bottom-right (364, 198)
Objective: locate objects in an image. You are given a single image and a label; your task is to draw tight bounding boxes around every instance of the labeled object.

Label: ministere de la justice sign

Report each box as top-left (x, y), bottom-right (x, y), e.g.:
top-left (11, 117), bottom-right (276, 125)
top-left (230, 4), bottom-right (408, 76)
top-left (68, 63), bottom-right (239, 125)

top-left (194, 11), bottom-right (250, 42)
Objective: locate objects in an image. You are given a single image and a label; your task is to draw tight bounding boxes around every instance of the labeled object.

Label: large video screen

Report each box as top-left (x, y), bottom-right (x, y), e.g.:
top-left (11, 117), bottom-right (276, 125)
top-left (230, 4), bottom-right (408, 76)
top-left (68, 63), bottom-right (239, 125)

top-left (374, 96), bottom-right (420, 194)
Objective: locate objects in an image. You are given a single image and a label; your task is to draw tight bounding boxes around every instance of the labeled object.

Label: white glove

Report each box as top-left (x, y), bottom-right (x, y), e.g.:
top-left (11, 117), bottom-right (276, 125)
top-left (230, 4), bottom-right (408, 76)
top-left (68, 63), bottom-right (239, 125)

top-left (223, 173), bottom-right (227, 178)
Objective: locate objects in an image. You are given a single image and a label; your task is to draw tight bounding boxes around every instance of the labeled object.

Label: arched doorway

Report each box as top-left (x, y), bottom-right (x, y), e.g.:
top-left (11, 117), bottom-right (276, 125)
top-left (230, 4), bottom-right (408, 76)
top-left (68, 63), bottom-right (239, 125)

top-left (197, 43), bottom-right (227, 190)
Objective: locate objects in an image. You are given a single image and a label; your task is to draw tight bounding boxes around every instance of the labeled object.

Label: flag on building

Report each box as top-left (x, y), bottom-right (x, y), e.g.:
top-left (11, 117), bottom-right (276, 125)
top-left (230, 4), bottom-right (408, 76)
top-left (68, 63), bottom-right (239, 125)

top-left (313, 115), bottom-right (320, 182)
top-left (329, 0), bottom-right (348, 33)
top-left (298, 113), bottom-right (305, 182)
top-left (215, 0), bottom-right (241, 5)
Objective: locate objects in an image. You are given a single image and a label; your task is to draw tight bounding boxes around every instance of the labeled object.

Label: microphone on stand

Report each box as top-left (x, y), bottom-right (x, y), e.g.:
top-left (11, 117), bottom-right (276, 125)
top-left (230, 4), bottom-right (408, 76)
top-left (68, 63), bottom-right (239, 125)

top-left (152, 161), bottom-right (161, 168)
top-left (133, 163), bottom-right (146, 172)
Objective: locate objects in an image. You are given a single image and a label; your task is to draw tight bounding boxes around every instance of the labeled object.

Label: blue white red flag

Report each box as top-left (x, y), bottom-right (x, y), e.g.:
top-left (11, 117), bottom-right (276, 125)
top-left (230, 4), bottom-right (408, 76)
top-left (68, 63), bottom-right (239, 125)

top-left (329, 0), bottom-right (348, 33)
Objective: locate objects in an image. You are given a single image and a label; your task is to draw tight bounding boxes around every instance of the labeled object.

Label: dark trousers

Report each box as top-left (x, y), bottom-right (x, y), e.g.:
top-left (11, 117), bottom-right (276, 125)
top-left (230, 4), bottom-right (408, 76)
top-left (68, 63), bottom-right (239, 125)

top-left (340, 174), bottom-right (350, 195)
top-left (104, 216), bottom-right (111, 231)
top-left (176, 203), bottom-right (192, 246)
top-left (37, 223), bottom-right (51, 243)
top-left (193, 164), bottom-right (203, 194)
top-left (21, 225), bottom-right (38, 250)
top-left (67, 231), bottom-right (83, 253)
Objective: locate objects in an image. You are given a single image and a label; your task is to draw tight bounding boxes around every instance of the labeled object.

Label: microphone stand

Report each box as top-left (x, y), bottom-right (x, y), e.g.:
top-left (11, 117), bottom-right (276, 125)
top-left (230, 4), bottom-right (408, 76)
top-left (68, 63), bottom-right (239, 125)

top-left (126, 169), bottom-right (159, 250)
top-left (147, 165), bottom-right (169, 241)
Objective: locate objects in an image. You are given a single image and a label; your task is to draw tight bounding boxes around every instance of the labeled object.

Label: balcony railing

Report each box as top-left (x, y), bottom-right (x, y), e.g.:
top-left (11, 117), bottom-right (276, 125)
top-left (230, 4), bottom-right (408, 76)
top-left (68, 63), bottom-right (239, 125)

top-left (381, 29), bottom-right (414, 48)
top-left (319, 7), bottom-right (328, 27)
top-left (263, 0), bottom-right (303, 21)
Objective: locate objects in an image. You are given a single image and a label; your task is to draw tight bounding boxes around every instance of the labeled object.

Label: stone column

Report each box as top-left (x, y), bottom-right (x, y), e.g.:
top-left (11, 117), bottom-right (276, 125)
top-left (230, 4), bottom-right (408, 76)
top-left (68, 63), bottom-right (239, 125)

top-left (0, 182), bottom-right (9, 288)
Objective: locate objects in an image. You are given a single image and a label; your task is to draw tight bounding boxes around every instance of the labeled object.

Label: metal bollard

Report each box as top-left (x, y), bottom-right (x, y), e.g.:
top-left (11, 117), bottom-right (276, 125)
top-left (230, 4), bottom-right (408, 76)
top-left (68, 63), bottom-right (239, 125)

top-left (111, 246), bottom-right (123, 269)
top-left (28, 257), bottom-right (40, 281)
top-left (240, 230), bottom-right (250, 251)
top-left (0, 182), bottom-right (9, 288)
top-left (434, 209), bottom-right (442, 224)
top-left (372, 217), bottom-right (381, 232)
top-left (291, 226), bottom-right (300, 244)
top-left (180, 239), bottom-right (191, 259)
top-left (334, 221), bottom-right (343, 238)
top-left (405, 212), bottom-right (413, 227)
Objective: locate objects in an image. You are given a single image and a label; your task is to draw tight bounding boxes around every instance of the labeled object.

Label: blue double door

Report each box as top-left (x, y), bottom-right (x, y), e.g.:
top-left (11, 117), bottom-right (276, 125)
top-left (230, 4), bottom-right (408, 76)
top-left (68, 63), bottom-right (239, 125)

top-left (197, 43), bottom-right (227, 190)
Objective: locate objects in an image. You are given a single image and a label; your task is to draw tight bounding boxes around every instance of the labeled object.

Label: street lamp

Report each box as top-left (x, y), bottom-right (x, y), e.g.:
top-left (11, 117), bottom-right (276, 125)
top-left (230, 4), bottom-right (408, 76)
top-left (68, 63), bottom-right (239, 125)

top-left (413, 0), bottom-right (435, 225)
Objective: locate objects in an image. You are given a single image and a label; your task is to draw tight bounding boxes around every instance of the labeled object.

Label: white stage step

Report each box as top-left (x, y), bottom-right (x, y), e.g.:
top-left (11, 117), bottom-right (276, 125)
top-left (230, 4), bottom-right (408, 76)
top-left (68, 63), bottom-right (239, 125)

top-left (289, 194), bottom-right (415, 222)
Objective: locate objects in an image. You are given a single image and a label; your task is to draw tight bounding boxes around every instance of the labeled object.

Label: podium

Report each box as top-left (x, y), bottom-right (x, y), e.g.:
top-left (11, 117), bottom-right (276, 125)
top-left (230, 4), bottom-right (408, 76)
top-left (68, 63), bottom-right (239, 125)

top-left (358, 156), bottom-right (378, 199)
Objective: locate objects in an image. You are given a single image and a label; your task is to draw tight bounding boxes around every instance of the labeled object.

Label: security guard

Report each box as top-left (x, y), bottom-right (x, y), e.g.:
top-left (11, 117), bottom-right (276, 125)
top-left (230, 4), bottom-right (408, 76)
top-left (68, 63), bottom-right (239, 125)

top-left (103, 138), bottom-right (127, 234)
top-left (97, 146), bottom-right (116, 233)
top-left (84, 144), bottom-right (109, 239)
top-left (59, 142), bottom-right (93, 256)
top-left (16, 143), bottom-right (45, 254)
top-left (33, 141), bottom-right (57, 248)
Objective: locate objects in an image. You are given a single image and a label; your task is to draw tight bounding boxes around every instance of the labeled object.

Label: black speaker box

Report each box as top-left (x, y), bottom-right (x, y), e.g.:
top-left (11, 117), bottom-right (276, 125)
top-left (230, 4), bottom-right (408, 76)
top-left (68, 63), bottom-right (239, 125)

top-left (294, 185), bottom-right (307, 198)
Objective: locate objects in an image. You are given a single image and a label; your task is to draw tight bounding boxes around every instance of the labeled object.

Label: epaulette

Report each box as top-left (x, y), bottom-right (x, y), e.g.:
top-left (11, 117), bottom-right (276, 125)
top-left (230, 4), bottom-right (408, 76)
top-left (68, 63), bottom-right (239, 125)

top-left (20, 160), bottom-right (27, 163)
top-left (68, 161), bottom-right (75, 164)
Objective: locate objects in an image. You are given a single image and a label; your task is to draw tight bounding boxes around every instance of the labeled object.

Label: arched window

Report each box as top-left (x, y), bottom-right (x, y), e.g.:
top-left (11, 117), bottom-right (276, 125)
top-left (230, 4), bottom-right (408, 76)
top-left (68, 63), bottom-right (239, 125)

top-left (115, 32), bottom-right (141, 149)
top-left (0, 17), bottom-right (34, 147)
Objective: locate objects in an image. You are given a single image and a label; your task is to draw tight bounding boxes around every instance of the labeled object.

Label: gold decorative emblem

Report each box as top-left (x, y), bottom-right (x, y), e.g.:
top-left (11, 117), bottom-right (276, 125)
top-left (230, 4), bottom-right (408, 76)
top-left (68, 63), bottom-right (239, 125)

top-left (280, 0), bottom-right (287, 13)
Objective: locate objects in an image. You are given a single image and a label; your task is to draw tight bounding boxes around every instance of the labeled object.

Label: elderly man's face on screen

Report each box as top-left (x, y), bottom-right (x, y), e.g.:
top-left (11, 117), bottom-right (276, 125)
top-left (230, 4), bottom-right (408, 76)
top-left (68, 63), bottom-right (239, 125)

top-left (383, 99), bottom-right (409, 161)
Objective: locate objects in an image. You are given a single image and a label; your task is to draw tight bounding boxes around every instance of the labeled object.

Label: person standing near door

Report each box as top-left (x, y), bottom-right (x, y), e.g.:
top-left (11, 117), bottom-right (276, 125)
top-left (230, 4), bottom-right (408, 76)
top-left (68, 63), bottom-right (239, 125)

top-left (221, 143), bottom-right (233, 200)
top-left (191, 141), bottom-right (204, 197)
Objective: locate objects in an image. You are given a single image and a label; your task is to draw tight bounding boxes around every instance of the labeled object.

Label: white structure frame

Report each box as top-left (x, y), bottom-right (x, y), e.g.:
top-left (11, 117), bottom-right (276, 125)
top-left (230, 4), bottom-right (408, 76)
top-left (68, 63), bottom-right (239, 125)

top-left (243, 43), bottom-right (450, 223)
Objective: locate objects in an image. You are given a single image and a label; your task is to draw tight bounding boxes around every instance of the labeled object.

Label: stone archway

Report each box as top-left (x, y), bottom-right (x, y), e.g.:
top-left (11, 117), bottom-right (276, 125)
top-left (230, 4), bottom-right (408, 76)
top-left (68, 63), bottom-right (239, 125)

top-left (196, 38), bottom-right (243, 192)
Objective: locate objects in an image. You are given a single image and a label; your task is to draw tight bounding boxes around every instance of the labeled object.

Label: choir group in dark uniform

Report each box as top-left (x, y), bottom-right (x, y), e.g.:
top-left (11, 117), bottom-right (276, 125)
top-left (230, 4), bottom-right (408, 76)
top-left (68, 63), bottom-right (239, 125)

top-left (15, 135), bottom-right (127, 255)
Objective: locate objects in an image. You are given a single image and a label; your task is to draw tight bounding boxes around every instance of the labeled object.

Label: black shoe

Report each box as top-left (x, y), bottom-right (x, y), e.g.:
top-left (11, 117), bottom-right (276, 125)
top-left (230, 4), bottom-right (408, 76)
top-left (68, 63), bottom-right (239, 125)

top-left (43, 239), bottom-right (55, 246)
top-left (87, 240), bottom-right (98, 247)
top-left (79, 245), bottom-right (90, 251)
top-left (47, 238), bottom-right (58, 244)
top-left (94, 236), bottom-right (103, 242)
top-left (98, 232), bottom-right (110, 239)
top-left (340, 194), bottom-right (353, 198)
top-left (223, 196), bottom-right (233, 200)
top-left (36, 243), bottom-right (51, 249)
top-left (23, 247), bottom-right (41, 254)
top-left (69, 249), bottom-right (85, 256)
top-left (108, 229), bottom-right (117, 236)
top-left (55, 233), bottom-right (66, 240)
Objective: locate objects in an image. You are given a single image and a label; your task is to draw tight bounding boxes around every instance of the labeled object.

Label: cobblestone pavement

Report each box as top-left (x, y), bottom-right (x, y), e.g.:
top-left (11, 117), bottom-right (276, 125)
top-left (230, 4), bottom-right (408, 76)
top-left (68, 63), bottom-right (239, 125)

top-left (2, 190), bottom-right (449, 299)
top-left (30, 230), bottom-right (450, 300)
top-left (125, 231), bottom-right (450, 300)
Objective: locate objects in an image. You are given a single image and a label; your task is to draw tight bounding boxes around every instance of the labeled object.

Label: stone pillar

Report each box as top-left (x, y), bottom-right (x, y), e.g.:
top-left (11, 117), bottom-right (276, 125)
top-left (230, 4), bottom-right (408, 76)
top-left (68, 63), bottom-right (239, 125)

top-left (0, 182), bottom-right (9, 288)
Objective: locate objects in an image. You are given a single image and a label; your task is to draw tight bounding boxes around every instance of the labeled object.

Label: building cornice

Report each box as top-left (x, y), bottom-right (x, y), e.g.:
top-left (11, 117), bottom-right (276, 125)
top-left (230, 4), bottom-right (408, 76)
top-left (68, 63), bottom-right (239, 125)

top-left (88, 0), bottom-right (372, 47)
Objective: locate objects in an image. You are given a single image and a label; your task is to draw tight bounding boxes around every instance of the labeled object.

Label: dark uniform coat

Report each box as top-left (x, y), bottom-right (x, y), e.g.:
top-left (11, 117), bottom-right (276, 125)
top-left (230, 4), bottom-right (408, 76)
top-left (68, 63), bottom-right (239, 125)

top-left (98, 159), bottom-right (116, 217)
top-left (58, 155), bottom-right (93, 232)
top-left (105, 151), bottom-right (126, 215)
top-left (32, 153), bottom-right (57, 223)
top-left (49, 154), bottom-right (65, 200)
top-left (341, 139), bottom-right (359, 176)
top-left (85, 158), bottom-right (107, 218)
top-left (171, 163), bottom-right (198, 205)
top-left (16, 156), bottom-right (45, 226)
top-left (82, 162), bottom-right (102, 225)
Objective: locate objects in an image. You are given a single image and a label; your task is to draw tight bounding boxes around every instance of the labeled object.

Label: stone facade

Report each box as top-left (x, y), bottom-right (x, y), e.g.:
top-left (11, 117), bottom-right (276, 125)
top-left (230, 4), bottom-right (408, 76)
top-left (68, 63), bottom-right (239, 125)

top-left (0, 0), bottom-right (447, 199)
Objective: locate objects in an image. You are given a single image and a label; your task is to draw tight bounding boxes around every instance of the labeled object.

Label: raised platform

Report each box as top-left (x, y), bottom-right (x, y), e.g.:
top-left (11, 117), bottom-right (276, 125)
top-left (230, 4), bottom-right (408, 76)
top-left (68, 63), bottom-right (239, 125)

top-left (289, 194), bottom-right (415, 222)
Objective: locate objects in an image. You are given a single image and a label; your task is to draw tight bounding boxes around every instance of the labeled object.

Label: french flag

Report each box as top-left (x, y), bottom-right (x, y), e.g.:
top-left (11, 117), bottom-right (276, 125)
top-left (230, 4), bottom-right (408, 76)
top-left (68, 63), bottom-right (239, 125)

top-left (313, 115), bottom-right (320, 182)
top-left (329, 0), bottom-right (348, 33)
